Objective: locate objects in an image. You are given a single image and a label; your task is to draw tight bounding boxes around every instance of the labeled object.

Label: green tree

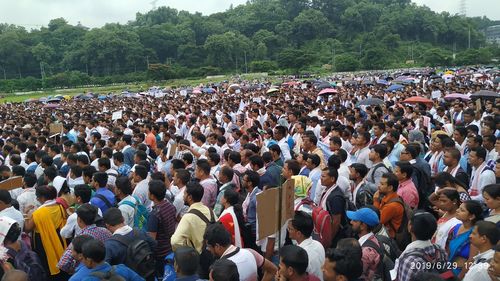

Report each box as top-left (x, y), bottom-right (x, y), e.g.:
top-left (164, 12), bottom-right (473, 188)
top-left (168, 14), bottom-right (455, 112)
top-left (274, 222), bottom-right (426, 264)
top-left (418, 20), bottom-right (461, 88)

top-left (334, 54), bottom-right (360, 71)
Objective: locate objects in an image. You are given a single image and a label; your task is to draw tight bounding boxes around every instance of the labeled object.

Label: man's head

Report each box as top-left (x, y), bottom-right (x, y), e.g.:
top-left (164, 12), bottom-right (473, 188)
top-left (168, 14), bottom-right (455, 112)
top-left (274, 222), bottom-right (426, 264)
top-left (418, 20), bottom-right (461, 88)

top-left (76, 203), bottom-right (98, 228)
top-left (184, 182), bottom-right (204, 206)
top-left (349, 163), bottom-right (368, 182)
top-left (320, 167), bottom-right (338, 188)
top-left (443, 148), bottom-right (461, 167)
top-left (470, 221), bottom-right (499, 249)
top-left (282, 160), bottom-right (300, 180)
top-left (243, 170), bottom-right (260, 191)
top-left (468, 147), bottom-right (487, 168)
top-left (81, 239), bottom-right (106, 269)
top-left (278, 245), bottom-right (309, 280)
top-left (347, 208), bottom-right (379, 236)
top-left (71, 235), bottom-right (94, 262)
top-left (102, 207), bottom-right (125, 233)
top-left (368, 144), bottom-right (387, 163)
top-left (174, 246), bottom-right (200, 277)
top-left (91, 172), bottom-right (108, 189)
top-left (378, 172), bottom-right (398, 195)
top-left (287, 211), bottom-right (314, 242)
top-left (393, 161), bottom-right (413, 182)
top-left (173, 169), bottom-right (191, 188)
top-left (209, 259), bottom-right (239, 281)
top-left (195, 159), bottom-right (211, 180)
top-left (0, 190), bottom-right (12, 211)
top-left (323, 248), bottom-right (363, 281)
top-left (204, 223), bottom-right (231, 258)
top-left (409, 211), bottom-right (437, 241)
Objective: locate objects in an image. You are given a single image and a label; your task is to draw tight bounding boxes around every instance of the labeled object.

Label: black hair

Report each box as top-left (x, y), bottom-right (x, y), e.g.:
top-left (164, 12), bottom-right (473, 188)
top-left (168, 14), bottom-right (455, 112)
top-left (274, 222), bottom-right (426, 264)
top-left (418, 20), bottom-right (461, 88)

top-left (134, 165), bottom-right (148, 180)
top-left (92, 172), bottom-right (108, 187)
top-left (43, 166), bottom-right (58, 181)
top-left (410, 211), bottom-right (437, 240)
top-left (82, 239), bottom-right (106, 263)
top-left (74, 184), bottom-right (92, 203)
top-left (323, 167), bottom-right (338, 182)
top-left (175, 169), bottom-right (191, 185)
top-left (280, 245), bottom-right (309, 275)
top-left (148, 180), bottom-right (166, 200)
top-left (3, 223), bottom-right (21, 244)
top-left (115, 176), bottom-right (132, 195)
top-left (113, 152), bottom-right (124, 163)
top-left (243, 170), bottom-right (260, 189)
top-left (483, 184), bottom-right (500, 199)
top-left (196, 159), bottom-right (211, 175)
top-left (72, 235), bottom-right (94, 254)
top-left (35, 185), bottom-right (57, 200)
top-left (350, 163), bottom-right (368, 178)
top-left (76, 203), bottom-right (98, 226)
top-left (23, 172), bottom-right (37, 188)
top-left (174, 246), bottom-right (200, 276)
top-left (382, 172), bottom-right (399, 192)
top-left (285, 159), bottom-right (300, 175)
top-left (327, 154), bottom-right (341, 169)
top-left (470, 146), bottom-right (487, 162)
top-left (185, 182), bottom-right (204, 202)
top-left (462, 200), bottom-right (484, 224)
top-left (308, 154), bottom-right (320, 167)
top-left (475, 221), bottom-right (500, 245)
top-left (395, 161), bottom-right (413, 179)
top-left (371, 144), bottom-right (388, 159)
top-left (228, 151), bottom-right (241, 164)
top-left (171, 159), bottom-right (186, 170)
top-left (291, 211), bottom-right (313, 238)
top-left (204, 223), bottom-right (231, 247)
top-left (210, 259), bottom-right (239, 281)
top-left (249, 155), bottom-right (264, 169)
top-left (325, 248), bottom-right (363, 281)
top-left (103, 207), bottom-right (124, 226)
top-left (97, 158), bottom-right (111, 170)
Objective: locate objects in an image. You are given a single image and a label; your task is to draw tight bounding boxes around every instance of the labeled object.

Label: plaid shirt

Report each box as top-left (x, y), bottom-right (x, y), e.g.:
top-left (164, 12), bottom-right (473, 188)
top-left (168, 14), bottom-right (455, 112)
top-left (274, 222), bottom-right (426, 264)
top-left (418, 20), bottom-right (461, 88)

top-left (396, 244), bottom-right (448, 281)
top-left (117, 164), bottom-right (132, 177)
top-left (57, 225), bottom-right (112, 273)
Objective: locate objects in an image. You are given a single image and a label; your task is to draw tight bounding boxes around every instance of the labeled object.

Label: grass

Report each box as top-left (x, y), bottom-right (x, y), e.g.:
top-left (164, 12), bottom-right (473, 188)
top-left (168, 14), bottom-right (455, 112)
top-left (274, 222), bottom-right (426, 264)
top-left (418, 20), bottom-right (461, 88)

top-left (0, 73), bottom-right (273, 103)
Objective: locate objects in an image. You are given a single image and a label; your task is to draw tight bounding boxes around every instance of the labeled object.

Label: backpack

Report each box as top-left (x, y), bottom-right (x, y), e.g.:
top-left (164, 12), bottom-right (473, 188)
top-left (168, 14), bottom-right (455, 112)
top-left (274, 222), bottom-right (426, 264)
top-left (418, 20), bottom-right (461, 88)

top-left (363, 238), bottom-right (394, 281)
top-left (119, 196), bottom-right (150, 231)
top-left (95, 194), bottom-right (117, 208)
top-left (188, 208), bottom-right (216, 279)
top-left (163, 252), bottom-right (176, 281)
top-left (404, 245), bottom-right (454, 280)
top-left (388, 197), bottom-right (413, 251)
top-left (90, 266), bottom-right (126, 281)
top-left (373, 234), bottom-right (401, 262)
top-left (354, 182), bottom-right (376, 209)
top-left (6, 241), bottom-right (47, 281)
top-left (412, 165), bottom-right (433, 210)
top-left (110, 229), bottom-right (156, 278)
top-left (233, 169), bottom-right (244, 193)
top-left (370, 163), bottom-right (390, 184)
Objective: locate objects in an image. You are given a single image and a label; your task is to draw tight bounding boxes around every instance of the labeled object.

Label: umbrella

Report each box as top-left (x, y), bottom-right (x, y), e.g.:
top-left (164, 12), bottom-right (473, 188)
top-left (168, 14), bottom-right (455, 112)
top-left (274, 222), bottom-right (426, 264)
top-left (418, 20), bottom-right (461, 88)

top-left (202, 88), bottom-right (215, 93)
top-left (444, 93), bottom-right (470, 101)
top-left (192, 89), bottom-right (202, 94)
top-left (357, 98), bottom-right (384, 106)
top-left (361, 80), bottom-right (374, 85)
top-left (493, 77), bottom-right (500, 84)
top-left (44, 103), bottom-right (60, 108)
top-left (430, 74), bottom-right (441, 79)
top-left (403, 97), bottom-right (433, 105)
top-left (47, 98), bottom-right (61, 103)
top-left (267, 88), bottom-right (279, 94)
top-left (316, 82), bottom-right (331, 90)
top-left (376, 79), bottom-right (389, 85)
top-left (282, 81), bottom-right (300, 86)
top-left (318, 88), bottom-right (338, 96)
top-left (470, 90), bottom-right (499, 100)
top-left (345, 80), bottom-right (359, 86)
top-left (385, 84), bottom-right (404, 92)
top-left (229, 84), bottom-right (240, 90)
top-left (98, 95), bottom-right (108, 100)
top-left (39, 97), bottom-right (48, 102)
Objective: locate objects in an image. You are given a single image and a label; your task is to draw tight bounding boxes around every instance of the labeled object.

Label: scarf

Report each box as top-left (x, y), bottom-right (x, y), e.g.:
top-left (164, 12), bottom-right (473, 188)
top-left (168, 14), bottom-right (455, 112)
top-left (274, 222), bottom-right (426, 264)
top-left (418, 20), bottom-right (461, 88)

top-left (219, 206), bottom-right (242, 248)
top-left (469, 162), bottom-right (488, 197)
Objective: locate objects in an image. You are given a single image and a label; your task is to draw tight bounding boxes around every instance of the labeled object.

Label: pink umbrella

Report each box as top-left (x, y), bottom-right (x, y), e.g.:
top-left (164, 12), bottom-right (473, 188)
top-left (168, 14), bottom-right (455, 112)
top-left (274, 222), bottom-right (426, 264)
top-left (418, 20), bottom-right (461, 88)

top-left (444, 93), bottom-right (470, 101)
top-left (318, 88), bottom-right (338, 96)
top-left (192, 89), bottom-right (202, 94)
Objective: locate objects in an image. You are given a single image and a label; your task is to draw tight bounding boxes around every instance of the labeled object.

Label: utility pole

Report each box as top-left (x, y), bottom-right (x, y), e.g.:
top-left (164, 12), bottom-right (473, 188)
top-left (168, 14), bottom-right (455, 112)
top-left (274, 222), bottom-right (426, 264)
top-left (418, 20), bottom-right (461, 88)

top-left (146, 56), bottom-right (150, 69)
top-left (244, 51), bottom-right (248, 74)
top-left (333, 47), bottom-right (336, 70)
top-left (468, 27), bottom-right (471, 49)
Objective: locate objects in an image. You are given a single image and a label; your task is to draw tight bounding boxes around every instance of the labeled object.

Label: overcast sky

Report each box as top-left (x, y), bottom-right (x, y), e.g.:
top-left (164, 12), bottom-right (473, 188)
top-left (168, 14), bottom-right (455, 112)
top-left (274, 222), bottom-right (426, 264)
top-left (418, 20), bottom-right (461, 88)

top-left (0, 0), bottom-right (498, 29)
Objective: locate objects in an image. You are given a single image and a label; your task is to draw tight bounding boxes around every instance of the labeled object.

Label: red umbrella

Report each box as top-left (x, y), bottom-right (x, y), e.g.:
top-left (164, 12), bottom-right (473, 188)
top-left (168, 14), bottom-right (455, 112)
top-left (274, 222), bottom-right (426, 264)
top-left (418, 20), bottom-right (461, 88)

top-left (318, 88), bottom-right (338, 96)
top-left (403, 96), bottom-right (433, 105)
top-left (282, 81), bottom-right (300, 86)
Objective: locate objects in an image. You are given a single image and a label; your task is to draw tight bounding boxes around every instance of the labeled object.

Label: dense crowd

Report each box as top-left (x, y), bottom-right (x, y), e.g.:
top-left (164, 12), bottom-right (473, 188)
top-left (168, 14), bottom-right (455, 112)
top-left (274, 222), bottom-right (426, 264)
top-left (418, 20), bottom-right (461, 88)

top-left (0, 68), bottom-right (498, 281)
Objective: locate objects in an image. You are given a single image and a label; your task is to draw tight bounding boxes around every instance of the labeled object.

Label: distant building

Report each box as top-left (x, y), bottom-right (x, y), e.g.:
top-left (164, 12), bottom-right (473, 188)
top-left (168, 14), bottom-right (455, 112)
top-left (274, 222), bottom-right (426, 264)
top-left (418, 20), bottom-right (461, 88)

top-left (485, 25), bottom-right (500, 44)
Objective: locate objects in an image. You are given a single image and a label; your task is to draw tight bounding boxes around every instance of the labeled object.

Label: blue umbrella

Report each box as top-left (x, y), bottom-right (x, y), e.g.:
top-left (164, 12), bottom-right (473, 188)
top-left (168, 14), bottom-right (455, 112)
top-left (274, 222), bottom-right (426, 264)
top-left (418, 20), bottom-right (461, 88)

top-left (376, 79), bottom-right (389, 85)
top-left (203, 88), bottom-right (215, 93)
top-left (385, 84), bottom-right (404, 92)
top-left (98, 95), bottom-right (107, 100)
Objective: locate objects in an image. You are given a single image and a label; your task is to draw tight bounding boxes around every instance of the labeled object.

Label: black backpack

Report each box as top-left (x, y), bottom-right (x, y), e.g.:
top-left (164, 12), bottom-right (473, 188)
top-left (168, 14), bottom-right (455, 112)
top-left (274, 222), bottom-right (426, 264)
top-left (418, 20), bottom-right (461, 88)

top-left (110, 229), bottom-right (156, 278)
top-left (363, 238), bottom-right (394, 281)
top-left (411, 165), bottom-right (433, 210)
top-left (6, 241), bottom-right (47, 281)
top-left (373, 234), bottom-right (401, 262)
top-left (90, 266), bottom-right (126, 281)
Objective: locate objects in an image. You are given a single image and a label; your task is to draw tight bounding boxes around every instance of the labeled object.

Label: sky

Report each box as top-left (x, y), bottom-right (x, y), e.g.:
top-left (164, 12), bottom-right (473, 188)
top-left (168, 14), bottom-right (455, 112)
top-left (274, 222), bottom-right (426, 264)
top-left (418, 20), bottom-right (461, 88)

top-left (0, 0), bottom-right (498, 29)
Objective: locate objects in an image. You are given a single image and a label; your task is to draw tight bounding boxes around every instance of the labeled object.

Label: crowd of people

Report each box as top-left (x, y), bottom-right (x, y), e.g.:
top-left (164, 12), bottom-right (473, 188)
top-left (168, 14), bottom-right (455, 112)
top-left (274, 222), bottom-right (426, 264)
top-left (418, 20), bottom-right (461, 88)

top-left (0, 67), bottom-right (498, 281)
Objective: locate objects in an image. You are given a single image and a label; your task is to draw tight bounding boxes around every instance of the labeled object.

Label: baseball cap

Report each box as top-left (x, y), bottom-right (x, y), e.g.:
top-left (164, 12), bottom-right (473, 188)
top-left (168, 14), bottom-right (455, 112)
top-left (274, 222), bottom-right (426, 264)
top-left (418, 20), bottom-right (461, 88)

top-left (346, 208), bottom-right (379, 227)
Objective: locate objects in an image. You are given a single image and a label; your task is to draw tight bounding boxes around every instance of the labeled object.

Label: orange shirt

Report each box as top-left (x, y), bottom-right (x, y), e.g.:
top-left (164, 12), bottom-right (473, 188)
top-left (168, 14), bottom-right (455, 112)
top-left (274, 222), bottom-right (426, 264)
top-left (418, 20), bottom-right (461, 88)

top-left (146, 132), bottom-right (157, 149)
top-left (374, 192), bottom-right (404, 238)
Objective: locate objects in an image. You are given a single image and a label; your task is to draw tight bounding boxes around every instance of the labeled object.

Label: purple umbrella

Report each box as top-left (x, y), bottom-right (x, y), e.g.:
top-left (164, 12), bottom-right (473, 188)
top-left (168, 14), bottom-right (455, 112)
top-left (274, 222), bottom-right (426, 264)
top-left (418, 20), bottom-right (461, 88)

top-left (444, 93), bottom-right (470, 101)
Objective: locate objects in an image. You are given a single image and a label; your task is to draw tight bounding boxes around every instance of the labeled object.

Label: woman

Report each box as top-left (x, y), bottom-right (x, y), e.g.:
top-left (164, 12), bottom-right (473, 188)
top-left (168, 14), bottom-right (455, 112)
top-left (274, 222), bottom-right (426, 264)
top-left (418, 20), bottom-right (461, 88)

top-left (433, 172), bottom-right (471, 202)
top-left (24, 185), bottom-right (68, 281)
top-left (431, 189), bottom-right (461, 249)
top-left (218, 189), bottom-right (245, 248)
top-left (447, 200), bottom-right (483, 278)
top-left (53, 176), bottom-right (75, 211)
top-left (483, 184), bottom-right (500, 225)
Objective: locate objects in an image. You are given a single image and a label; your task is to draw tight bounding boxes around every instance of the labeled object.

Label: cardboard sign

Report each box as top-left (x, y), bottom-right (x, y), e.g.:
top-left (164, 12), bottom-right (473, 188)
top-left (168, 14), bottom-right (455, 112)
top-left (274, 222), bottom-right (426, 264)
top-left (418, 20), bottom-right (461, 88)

top-left (49, 123), bottom-right (63, 135)
top-left (256, 180), bottom-right (295, 240)
top-left (112, 110), bottom-right (123, 121)
top-left (0, 176), bottom-right (23, 191)
top-left (167, 143), bottom-right (177, 159)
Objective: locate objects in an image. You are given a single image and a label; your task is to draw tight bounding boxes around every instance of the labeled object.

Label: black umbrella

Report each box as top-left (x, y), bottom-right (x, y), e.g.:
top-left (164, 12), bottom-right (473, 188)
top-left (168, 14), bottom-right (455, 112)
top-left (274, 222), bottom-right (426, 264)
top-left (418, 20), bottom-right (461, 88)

top-left (470, 90), bottom-right (499, 100)
top-left (316, 82), bottom-right (332, 90)
top-left (362, 80), bottom-right (374, 85)
top-left (357, 98), bottom-right (384, 106)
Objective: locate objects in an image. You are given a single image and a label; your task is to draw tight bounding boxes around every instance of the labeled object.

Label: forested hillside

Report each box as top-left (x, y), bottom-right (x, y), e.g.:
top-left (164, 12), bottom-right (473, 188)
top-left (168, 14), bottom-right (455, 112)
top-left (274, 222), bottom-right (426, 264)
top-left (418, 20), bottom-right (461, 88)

top-left (0, 0), bottom-right (499, 91)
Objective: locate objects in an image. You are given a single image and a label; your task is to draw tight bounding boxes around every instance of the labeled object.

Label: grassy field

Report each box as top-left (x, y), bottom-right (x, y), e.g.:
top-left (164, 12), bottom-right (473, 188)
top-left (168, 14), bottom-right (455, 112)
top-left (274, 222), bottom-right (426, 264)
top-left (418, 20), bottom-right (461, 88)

top-left (0, 73), bottom-right (274, 103)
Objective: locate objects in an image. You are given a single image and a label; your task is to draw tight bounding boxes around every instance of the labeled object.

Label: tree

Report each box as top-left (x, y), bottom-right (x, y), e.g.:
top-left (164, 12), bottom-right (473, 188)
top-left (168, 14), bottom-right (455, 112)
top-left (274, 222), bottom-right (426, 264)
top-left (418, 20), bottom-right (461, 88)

top-left (277, 48), bottom-right (315, 71)
top-left (334, 54), bottom-right (360, 71)
top-left (422, 48), bottom-right (453, 66)
top-left (292, 9), bottom-right (330, 45)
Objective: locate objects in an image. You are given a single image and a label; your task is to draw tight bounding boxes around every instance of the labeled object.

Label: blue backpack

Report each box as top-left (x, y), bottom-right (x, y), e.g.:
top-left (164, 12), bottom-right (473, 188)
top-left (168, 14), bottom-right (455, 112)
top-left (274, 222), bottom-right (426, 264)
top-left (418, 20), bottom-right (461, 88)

top-left (163, 253), bottom-right (176, 281)
top-left (119, 196), bottom-right (149, 231)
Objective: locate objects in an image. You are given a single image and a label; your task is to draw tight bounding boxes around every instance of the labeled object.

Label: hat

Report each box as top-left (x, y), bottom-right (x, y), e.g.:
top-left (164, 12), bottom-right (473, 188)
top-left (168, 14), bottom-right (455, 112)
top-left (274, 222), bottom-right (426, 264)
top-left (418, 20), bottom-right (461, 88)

top-left (346, 208), bottom-right (379, 227)
top-left (0, 216), bottom-right (17, 245)
top-left (52, 176), bottom-right (67, 194)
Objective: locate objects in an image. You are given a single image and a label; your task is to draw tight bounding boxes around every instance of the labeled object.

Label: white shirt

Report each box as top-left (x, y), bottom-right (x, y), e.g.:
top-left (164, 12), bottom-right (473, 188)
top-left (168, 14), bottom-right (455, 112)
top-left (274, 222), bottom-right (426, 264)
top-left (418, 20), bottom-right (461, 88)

top-left (277, 137), bottom-right (292, 161)
top-left (462, 249), bottom-right (494, 281)
top-left (61, 208), bottom-right (103, 238)
top-left (118, 195), bottom-right (137, 227)
top-left (298, 237), bottom-right (325, 280)
top-left (355, 146), bottom-right (372, 168)
top-left (173, 186), bottom-right (188, 217)
top-left (0, 206), bottom-right (24, 232)
top-left (17, 188), bottom-right (40, 214)
top-left (132, 179), bottom-right (152, 211)
top-left (337, 175), bottom-right (352, 201)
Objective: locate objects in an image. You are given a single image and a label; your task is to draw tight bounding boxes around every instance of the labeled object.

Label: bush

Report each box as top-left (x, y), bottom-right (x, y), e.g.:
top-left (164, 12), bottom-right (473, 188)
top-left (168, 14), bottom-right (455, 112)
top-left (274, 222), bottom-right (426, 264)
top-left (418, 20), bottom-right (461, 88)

top-left (250, 60), bottom-right (278, 72)
top-left (334, 54), bottom-right (360, 72)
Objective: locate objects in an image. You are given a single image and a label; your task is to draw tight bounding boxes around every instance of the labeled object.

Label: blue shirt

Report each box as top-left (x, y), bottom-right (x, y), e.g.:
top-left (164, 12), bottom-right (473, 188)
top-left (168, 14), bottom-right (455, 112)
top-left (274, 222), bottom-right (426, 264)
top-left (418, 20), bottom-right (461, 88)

top-left (80, 263), bottom-right (144, 281)
top-left (69, 264), bottom-right (92, 281)
top-left (90, 188), bottom-right (116, 214)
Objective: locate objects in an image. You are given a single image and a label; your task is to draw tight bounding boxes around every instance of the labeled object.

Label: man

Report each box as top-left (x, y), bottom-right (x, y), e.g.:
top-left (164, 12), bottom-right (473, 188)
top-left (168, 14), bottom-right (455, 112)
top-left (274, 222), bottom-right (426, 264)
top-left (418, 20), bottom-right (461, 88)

top-left (347, 208), bottom-right (382, 281)
top-left (121, 135), bottom-right (136, 168)
top-left (370, 123), bottom-right (386, 145)
top-left (392, 211), bottom-right (449, 281)
top-left (373, 173), bottom-right (404, 239)
top-left (97, 158), bottom-right (118, 188)
top-left (307, 154), bottom-right (322, 203)
top-left (204, 223), bottom-right (277, 281)
top-left (145, 124), bottom-right (157, 150)
top-left (488, 244), bottom-right (500, 281)
top-left (453, 126), bottom-right (468, 155)
top-left (351, 132), bottom-right (372, 168)
top-left (103, 208), bottom-right (156, 266)
top-left (277, 245), bottom-right (320, 281)
top-left (442, 147), bottom-right (469, 188)
top-left (274, 126), bottom-right (292, 162)
top-left (242, 170), bottom-right (261, 237)
top-left (113, 152), bottom-right (131, 177)
top-left (399, 143), bottom-right (432, 193)
top-left (147, 180), bottom-right (177, 278)
top-left (468, 147), bottom-right (496, 201)
top-left (68, 235), bottom-right (94, 281)
top-left (319, 167), bottom-right (347, 247)
top-left (269, 144), bottom-right (284, 167)
top-left (114, 176), bottom-right (137, 227)
top-left (173, 246), bottom-right (202, 281)
top-left (80, 239), bottom-right (145, 281)
top-left (171, 182), bottom-right (214, 253)
top-left (16, 172), bottom-right (39, 214)
top-left (302, 133), bottom-right (326, 169)
top-left (349, 163), bottom-right (377, 209)
top-left (58, 204), bottom-right (112, 274)
top-left (262, 152), bottom-right (282, 189)
top-left (287, 211), bottom-right (325, 280)
top-left (366, 144), bottom-right (390, 186)
top-left (48, 145), bottom-right (63, 170)
top-left (393, 161), bottom-right (419, 209)
top-left (0, 190), bottom-right (23, 231)
top-left (484, 134), bottom-right (498, 168)
top-left (463, 221), bottom-right (499, 281)
top-left (172, 169), bottom-right (190, 218)
top-left (132, 165), bottom-right (152, 211)
top-left (89, 172), bottom-right (116, 214)
top-left (213, 166), bottom-right (235, 216)
top-left (195, 159), bottom-right (217, 208)
top-left (322, 248), bottom-right (363, 281)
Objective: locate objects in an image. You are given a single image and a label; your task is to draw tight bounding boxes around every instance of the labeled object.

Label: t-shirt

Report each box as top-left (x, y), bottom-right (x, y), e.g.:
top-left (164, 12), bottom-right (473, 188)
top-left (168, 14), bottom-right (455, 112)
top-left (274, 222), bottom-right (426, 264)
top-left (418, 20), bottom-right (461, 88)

top-left (147, 200), bottom-right (177, 257)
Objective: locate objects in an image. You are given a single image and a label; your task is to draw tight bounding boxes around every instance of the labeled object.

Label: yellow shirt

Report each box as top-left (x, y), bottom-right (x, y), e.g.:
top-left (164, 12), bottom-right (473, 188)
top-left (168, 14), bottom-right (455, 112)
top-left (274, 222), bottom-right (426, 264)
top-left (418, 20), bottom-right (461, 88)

top-left (311, 147), bottom-right (326, 169)
top-left (171, 202), bottom-right (214, 253)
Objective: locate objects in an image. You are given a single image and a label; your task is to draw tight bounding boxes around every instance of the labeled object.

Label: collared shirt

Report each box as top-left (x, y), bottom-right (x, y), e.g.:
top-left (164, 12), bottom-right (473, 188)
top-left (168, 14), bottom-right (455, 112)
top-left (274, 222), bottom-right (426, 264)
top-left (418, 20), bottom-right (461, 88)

top-left (74, 263), bottom-right (144, 281)
top-left (277, 137), bottom-right (292, 161)
top-left (298, 237), bottom-right (325, 280)
top-left (117, 195), bottom-right (137, 227)
top-left (171, 202), bottom-right (214, 253)
top-left (463, 249), bottom-right (494, 281)
top-left (16, 187), bottom-right (39, 214)
top-left (147, 200), bottom-right (177, 257)
top-left (132, 178), bottom-right (152, 211)
top-left (0, 206), bottom-right (24, 232)
top-left (199, 177), bottom-right (217, 208)
top-left (374, 192), bottom-right (404, 238)
top-left (397, 178), bottom-right (419, 209)
top-left (117, 164), bottom-right (131, 177)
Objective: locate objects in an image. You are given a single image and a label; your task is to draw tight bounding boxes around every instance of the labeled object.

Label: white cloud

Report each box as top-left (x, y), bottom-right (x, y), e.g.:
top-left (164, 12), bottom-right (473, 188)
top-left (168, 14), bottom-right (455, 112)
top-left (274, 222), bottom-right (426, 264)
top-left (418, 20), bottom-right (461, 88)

top-left (0, 0), bottom-right (497, 29)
